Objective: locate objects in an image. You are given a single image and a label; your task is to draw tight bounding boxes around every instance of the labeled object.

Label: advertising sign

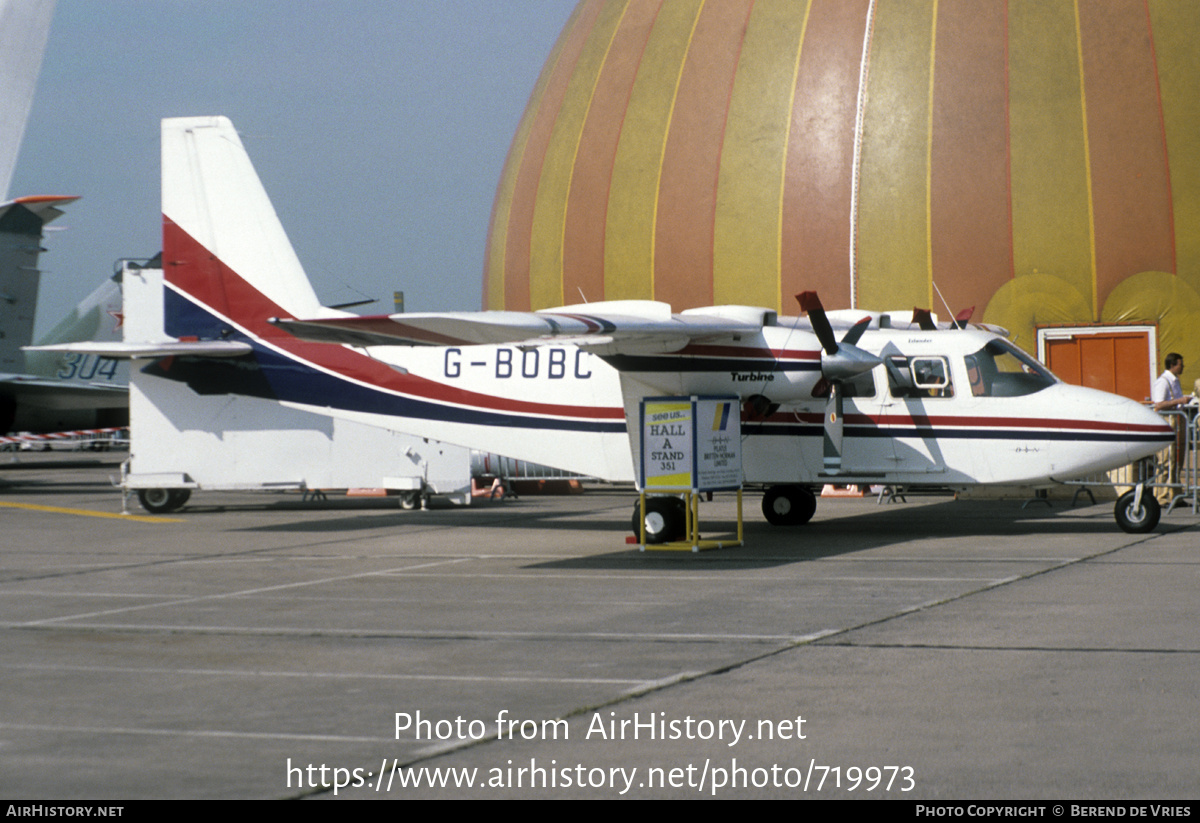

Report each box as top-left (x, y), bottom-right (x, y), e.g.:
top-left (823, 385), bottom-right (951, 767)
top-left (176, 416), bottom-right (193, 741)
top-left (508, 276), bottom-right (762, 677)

top-left (640, 396), bottom-right (741, 492)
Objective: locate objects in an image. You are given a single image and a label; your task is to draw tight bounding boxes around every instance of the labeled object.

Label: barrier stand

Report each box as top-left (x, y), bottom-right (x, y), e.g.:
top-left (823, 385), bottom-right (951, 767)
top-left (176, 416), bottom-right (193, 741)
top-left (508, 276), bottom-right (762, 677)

top-left (1161, 407), bottom-right (1198, 515)
top-left (638, 488), bottom-right (744, 553)
top-left (0, 427), bottom-right (128, 451)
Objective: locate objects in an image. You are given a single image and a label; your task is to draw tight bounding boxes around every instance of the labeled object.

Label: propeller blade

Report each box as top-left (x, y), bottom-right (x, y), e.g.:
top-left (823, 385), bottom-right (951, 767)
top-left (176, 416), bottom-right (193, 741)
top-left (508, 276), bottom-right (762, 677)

top-left (822, 383), bottom-right (844, 475)
top-left (796, 291), bottom-right (838, 354)
top-left (954, 305), bottom-right (975, 329)
top-left (912, 308), bottom-right (936, 331)
top-left (841, 316), bottom-right (872, 347)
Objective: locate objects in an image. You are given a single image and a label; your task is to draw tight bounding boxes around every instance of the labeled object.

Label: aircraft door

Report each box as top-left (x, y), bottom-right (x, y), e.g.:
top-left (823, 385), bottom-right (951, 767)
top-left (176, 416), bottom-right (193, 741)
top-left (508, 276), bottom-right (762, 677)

top-left (880, 355), bottom-right (949, 474)
top-left (837, 366), bottom-right (896, 474)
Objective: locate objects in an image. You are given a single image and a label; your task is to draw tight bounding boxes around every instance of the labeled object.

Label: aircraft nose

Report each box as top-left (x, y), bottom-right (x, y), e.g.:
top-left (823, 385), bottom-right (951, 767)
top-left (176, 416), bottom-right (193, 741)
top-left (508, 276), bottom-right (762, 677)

top-left (1125, 398), bottom-right (1176, 464)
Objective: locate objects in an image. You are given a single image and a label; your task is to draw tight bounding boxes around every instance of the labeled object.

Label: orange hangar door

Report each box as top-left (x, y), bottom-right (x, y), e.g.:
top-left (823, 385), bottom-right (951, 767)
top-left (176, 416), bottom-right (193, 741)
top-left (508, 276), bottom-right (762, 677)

top-left (1039, 326), bottom-right (1155, 402)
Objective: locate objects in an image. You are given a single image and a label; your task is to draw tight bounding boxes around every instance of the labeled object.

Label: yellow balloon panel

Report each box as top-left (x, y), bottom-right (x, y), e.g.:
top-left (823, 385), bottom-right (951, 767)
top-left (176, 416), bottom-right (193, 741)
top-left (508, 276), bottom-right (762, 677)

top-left (486, 0), bottom-right (1200, 381)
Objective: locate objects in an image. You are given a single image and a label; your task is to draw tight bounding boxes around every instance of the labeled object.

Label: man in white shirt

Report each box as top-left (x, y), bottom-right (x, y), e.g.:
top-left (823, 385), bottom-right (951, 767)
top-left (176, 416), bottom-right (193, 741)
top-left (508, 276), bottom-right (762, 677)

top-left (1151, 353), bottom-right (1190, 503)
top-left (1152, 352), bottom-right (1189, 410)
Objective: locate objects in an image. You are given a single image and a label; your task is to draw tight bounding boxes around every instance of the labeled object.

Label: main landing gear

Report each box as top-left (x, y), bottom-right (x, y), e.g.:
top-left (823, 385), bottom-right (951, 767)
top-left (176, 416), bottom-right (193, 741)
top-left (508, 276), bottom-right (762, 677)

top-left (761, 485), bottom-right (817, 526)
top-left (136, 488), bottom-right (192, 514)
top-left (631, 485), bottom-right (816, 542)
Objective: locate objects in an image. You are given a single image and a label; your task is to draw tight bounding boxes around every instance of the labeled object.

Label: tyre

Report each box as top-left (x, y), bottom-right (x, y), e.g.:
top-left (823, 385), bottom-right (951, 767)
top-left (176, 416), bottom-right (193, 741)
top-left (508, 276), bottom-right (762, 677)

top-left (137, 488), bottom-right (190, 514)
top-left (1114, 490), bottom-right (1160, 534)
top-left (631, 496), bottom-right (686, 544)
top-left (399, 492), bottom-right (419, 510)
top-left (761, 485), bottom-right (817, 526)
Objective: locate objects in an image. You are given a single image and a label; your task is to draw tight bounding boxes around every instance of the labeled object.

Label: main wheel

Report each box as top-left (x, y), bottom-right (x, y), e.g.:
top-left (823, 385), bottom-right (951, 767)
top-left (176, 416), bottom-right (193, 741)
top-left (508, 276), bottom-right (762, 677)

top-left (137, 488), bottom-right (191, 514)
top-left (631, 496), bottom-right (686, 544)
top-left (761, 485), bottom-right (817, 526)
top-left (1114, 490), bottom-right (1160, 534)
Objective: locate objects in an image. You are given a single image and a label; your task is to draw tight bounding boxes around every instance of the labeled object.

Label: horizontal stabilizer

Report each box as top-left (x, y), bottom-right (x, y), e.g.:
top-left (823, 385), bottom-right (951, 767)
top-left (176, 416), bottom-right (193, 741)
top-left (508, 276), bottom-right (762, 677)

top-left (25, 340), bottom-right (254, 359)
top-left (0, 195), bottom-right (79, 232)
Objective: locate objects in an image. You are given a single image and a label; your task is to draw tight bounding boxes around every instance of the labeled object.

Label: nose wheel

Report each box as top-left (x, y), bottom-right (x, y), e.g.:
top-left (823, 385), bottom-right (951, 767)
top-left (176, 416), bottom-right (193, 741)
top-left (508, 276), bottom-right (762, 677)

top-left (1114, 489), bottom-right (1160, 533)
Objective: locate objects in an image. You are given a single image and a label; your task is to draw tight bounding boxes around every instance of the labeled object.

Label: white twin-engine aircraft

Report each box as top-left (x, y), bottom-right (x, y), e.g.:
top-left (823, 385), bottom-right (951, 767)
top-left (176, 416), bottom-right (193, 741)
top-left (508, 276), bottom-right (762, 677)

top-left (45, 117), bottom-right (1175, 536)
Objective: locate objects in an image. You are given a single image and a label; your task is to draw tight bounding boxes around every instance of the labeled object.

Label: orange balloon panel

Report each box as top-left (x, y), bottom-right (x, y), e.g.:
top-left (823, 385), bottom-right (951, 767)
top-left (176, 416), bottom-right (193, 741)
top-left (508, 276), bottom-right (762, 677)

top-left (485, 0), bottom-right (1200, 378)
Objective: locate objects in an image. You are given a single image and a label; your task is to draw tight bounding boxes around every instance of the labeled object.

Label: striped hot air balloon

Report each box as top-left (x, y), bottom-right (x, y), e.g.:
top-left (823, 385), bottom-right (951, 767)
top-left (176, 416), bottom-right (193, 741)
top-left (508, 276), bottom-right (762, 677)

top-left (485, 0), bottom-right (1200, 391)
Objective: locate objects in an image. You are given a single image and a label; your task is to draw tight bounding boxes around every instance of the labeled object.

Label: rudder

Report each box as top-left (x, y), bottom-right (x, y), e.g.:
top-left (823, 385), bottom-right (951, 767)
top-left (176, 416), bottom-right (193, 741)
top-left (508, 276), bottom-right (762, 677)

top-left (161, 117), bottom-right (325, 337)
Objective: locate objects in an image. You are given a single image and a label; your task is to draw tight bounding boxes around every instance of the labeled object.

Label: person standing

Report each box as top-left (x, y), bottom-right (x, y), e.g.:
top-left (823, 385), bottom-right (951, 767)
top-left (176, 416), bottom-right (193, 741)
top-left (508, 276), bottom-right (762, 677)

top-left (1152, 353), bottom-right (1189, 411)
top-left (1152, 353), bottom-right (1191, 502)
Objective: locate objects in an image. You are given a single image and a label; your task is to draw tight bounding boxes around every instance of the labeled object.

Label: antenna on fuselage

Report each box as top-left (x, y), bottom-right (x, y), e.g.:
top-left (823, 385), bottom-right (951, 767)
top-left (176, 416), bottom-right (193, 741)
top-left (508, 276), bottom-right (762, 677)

top-left (929, 281), bottom-right (975, 329)
top-left (932, 280), bottom-right (954, 325)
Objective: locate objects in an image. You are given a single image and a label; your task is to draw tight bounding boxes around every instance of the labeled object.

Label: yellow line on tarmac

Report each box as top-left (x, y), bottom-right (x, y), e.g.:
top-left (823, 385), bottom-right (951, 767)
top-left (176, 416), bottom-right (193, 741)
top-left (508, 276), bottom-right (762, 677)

top-left (0, 501), bottom-right (182, 524)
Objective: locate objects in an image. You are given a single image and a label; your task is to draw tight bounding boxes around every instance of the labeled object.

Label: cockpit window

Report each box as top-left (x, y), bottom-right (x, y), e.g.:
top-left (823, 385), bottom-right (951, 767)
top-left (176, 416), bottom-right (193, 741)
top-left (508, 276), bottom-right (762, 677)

top-left (964, 340), bottom-right (1056, 397)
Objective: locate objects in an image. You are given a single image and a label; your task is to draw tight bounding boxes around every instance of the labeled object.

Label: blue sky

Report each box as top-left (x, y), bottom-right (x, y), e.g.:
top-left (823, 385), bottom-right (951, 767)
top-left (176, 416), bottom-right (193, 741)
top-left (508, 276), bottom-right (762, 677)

top-left (11, 0), bottom-right (577, 333)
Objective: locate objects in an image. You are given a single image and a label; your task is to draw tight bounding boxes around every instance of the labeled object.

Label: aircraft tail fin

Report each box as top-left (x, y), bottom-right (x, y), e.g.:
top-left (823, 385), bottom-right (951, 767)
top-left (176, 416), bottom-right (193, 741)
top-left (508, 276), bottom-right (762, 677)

top-left (0, 195), bottom-right (78, 372)
top-left (161, 116), bottom-right (327, 340)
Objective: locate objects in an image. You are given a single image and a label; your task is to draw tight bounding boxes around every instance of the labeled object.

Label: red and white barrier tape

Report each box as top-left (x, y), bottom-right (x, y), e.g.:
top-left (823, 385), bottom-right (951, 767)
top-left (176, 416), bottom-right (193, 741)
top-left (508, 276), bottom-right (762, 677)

top-left (0, 427), bottom-right (128, 446)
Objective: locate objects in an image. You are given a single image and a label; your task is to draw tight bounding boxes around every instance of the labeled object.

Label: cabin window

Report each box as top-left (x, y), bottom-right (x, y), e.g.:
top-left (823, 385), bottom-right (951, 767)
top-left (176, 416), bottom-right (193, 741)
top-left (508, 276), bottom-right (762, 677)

top-left (887, 356), bottom-right (954, 398)
top-left (964, 340), bottom-right (1056, 397)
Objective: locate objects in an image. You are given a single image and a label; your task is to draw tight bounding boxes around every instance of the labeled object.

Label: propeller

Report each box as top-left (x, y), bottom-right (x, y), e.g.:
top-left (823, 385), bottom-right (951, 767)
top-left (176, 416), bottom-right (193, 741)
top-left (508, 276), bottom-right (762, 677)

top-left (913, 308), bottom-right (936, 331)
top-left (796, 292), bottom-right (881, 383)
top-left (797, 291), bottom-right (839, 354)
top-left (796, 292), bottom-right (882, 476)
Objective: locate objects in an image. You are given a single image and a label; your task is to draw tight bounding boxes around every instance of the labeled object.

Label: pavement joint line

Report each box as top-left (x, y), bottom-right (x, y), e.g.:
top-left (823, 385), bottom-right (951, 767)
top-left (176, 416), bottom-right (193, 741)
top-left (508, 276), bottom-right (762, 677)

top-left (12, 557), bottom-right (474, 626)
top-left (4, 662), bottom-right (649, 686)
top-left (376, 570), bottom-right (1007, 582)
top-left (0, 529), bottom-right (487, 586)
top-left (3, 590), bottom-right (726, 609)
top-left (814, 641), bottom-right (1200, 654)
top-left (4, 622), bottom-right (803, 643)
top-left (0, 722), bottom-right (384, 744)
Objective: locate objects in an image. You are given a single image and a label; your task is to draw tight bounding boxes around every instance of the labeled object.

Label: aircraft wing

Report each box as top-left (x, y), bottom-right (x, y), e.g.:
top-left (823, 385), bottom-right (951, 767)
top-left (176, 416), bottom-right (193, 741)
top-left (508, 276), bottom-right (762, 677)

top-left (25, 340), bottom-right (255, 359)
top-left (272, 300), bottom-right (770, 353)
